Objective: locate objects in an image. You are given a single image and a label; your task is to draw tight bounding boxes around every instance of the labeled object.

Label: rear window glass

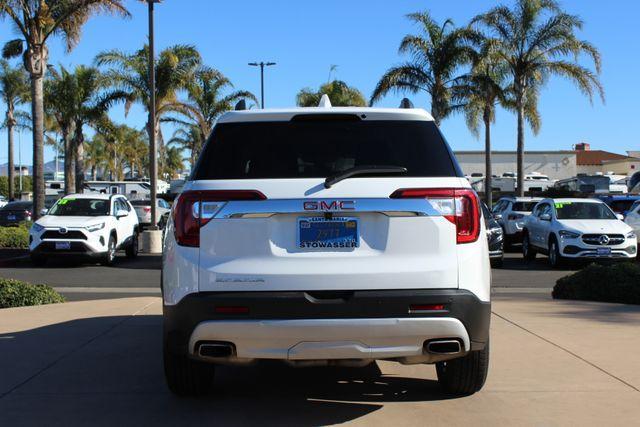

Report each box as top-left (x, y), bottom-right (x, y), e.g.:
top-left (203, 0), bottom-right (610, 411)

top-left (130, 200), bottom-right (150, 206)
top-left (512, 202), bottom-right (537, 212)
top-left (192, 120), bottom-right (461, 180)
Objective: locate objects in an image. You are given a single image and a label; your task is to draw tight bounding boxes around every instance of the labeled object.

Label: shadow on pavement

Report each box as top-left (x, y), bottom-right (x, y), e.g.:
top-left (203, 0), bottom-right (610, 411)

top-left (0, 315), bottom-right (456, 426)
top-left (0, 253), bottom-right (162, 270)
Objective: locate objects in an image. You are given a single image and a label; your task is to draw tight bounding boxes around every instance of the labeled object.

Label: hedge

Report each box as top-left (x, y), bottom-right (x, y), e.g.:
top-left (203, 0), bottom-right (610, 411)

top-left (0, 223), bottom-right (30, 248)
top-left (0, 278), bottom-right (65, 308)
top-left (553, 262), bottom-right (640, 305)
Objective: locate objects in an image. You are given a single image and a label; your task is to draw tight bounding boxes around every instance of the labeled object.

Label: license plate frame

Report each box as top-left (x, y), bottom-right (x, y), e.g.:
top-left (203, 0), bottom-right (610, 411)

top-left (55, 242), bottom-right (71, 250)
top-left (596, 247), bottom-right (612, 256)
top-left (297, 216), bottom-right (359, 250)
top-left (7, 215), bottom-right (15, 221)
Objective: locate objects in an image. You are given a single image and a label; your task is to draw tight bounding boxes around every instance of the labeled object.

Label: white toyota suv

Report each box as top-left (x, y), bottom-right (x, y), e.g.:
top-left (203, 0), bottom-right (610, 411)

top-left (162, 102), bottom-right (491, 396)
top-left (491, 196), bottom-right (542, 248)
top-left (29, 194), bottom-right (139, 266)
top-left (522, 198), bottom-right (637, 267)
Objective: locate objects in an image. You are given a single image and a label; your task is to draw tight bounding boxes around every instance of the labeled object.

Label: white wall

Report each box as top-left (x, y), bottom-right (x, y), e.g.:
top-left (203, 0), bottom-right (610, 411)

top-left (454, 152), bottom-right (577, 180)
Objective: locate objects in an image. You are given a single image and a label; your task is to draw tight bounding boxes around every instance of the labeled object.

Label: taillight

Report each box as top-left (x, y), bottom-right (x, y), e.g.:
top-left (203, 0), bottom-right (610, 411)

top-left (390, 188), bottom-right (480, 244)
top-left (173, 190), bottom-right (266, 247)
top-left (143, 207), bottom-right (151, 213)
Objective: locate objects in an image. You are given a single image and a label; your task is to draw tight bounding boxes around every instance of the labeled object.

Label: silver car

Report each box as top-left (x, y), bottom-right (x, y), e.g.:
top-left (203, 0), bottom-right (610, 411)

top-left (130, 199), bottom-right (171, 228)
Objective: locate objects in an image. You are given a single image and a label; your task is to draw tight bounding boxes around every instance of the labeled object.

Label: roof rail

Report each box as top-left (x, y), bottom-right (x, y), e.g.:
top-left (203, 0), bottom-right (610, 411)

top-left (318, 94), bottom-right (332, 108)
top-left (235, 100), bottom-right (247, 111)
top-left (399, 98), bottom-right (414, 108)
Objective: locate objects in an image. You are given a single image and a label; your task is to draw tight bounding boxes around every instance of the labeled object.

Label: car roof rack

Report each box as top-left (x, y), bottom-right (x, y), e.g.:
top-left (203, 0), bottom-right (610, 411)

top-left (399, 98), bottom-right (414, 108)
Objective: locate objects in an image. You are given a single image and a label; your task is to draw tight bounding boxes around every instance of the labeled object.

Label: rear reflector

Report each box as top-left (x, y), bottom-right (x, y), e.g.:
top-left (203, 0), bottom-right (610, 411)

top-left (409, 304), bottom-right (445, 313)
top-left (214, 306), bottom-right (250, 314)
top-left (390, 188), bottom-right (481, 244)
top-left (173, 190), bottom-right (266, 247)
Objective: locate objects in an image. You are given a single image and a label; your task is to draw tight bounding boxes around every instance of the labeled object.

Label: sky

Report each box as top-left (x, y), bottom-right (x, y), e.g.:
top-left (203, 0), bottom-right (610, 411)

top-left (0, 0), bottom-right (639, 167)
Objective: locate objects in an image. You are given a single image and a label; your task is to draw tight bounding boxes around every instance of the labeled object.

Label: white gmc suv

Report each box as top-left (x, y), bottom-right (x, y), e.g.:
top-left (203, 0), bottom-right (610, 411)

top-left (162, 103), bottom-right (491, 396)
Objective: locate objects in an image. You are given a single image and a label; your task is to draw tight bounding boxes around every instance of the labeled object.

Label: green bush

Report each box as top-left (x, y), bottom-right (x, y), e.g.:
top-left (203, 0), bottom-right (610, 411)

top-left (0, 223), bottom-right (30, 248)
top-left (553, 262), bottom-right (640, 305)
top-left (0, 278), bottom-right (65, 308)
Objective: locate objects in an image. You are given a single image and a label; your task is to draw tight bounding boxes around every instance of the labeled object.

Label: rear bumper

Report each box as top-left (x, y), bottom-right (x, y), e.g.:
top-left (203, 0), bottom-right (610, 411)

top-left (163, 289), bottom-right (491, 364)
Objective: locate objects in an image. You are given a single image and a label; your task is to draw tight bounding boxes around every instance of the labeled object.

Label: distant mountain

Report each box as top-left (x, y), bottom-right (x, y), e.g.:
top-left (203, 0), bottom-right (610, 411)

top-left (0, 159), bottom-right (64, 176)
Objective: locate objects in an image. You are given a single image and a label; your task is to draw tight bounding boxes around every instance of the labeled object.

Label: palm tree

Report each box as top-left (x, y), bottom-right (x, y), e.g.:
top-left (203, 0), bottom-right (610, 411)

top-left (96, 44), bottom-right (201, 177)
top-left (176, 66), bottom-right (255, 162)
top-left (167, 124), bottom-right (202, 170)
top-left (473, 0), bottom-right (604, 195)
top-left (163, 145), bottom-right (184, 180)
top-left (0, 59), bottom-right (29, 200)
top-left (297, 80), bottom-right (366, 107)
top-left (45, 64), bottom-right (114, 194)
top-left (84, 135), bottom-right (108, 181)
top-left (0, 0), bottom-right (130, 219)
top-left (370, 11), bottom-right (477, 125)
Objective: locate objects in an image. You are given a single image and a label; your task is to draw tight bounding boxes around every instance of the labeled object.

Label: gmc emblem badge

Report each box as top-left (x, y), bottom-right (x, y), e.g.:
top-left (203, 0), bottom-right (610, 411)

top-left (303, 200), bottom-right (356, 211)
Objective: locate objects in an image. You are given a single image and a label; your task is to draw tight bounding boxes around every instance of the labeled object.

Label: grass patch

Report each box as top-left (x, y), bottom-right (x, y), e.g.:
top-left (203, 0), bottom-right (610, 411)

top-left (0, 278), bottom-right (65, 308)
top-left (553, 262), bottom-right (640, 305)
top-left (0, 222), bottom-right (30, 249)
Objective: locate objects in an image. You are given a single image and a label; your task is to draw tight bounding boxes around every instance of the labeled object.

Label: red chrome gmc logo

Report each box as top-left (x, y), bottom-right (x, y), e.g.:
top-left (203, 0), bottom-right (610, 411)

top-left (303, 200), bottom-right (356, 211)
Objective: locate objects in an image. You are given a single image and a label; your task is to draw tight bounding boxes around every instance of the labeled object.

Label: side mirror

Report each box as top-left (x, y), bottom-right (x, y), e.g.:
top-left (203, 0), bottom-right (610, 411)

top-left (116, 209), bottom-right (128, 218)
top-left (40, 208), bottom-right (48, 216)
top-left (616, 213), bottom-right (624, 221)
top-left (540, 213), bottom-right (552, 221)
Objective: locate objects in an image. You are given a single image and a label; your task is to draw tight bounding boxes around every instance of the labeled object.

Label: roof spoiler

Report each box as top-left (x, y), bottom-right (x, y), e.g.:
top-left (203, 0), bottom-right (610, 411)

top-left (235, 100), bottom-right (247, 111)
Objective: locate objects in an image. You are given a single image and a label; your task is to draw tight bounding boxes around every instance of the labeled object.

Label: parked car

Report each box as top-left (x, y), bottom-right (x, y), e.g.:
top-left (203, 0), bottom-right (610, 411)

top-left (0, 196), bottom-right (8, 208)
top-left (482, 203), bottom-right (504, 267)
top-left (161, 100), bottom-right (491, 396)
top-left (491, 196), bottom-right (542, 248)
top-left (595, 195), bottom-right (640, 219)
top-left (130, 198), bottom-right (171, 228)
top-left (624, 200), bottom-right (640, 239)
top-left (0, 201), bottom-right (33, 226)
top-left (29, 194), bottom-right (139, 266)
top-left (522, 198), bottom-right (637, 267)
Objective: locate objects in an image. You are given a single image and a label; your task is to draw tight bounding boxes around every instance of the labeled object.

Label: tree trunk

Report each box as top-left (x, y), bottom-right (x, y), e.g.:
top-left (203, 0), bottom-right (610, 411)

top-left (30, 74), bottom-right (45, 219)
top-left (483, 108), bottom-right (492, 208)
top-left (7, 115), bottom-right (15, 200)
top-left (91, 165), bottom-right (97, 181)
top-left (517, 104), bottom-right (525, 197)
top-left (63, 127), bottom-right (75, 195)
top-left (74, 125), bottom-right (85, 194)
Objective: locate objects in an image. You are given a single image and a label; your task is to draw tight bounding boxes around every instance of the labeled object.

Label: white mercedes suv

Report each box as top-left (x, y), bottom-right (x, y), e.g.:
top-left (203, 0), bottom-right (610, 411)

top-left (522, 198), bottom-right (637, 267)
top-left (29, 194), bottom-right (139, 266)
top-left (162, 101), bottom-right (491, 396)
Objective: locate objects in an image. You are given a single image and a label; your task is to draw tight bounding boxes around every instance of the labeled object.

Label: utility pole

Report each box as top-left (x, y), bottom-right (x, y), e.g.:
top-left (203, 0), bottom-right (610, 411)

top-left (248, 61), bottom-right (276, 108)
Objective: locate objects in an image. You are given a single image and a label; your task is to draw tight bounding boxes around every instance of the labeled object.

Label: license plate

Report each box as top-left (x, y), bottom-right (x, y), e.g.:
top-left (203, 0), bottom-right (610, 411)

top-left (298, 217), bottom-right (359, 249)
top-left (7, 215), bottom-right (15, 220)
top-left (55, 242), bottom-right (71, 250)
top-left (596, 247), bottom-right (611, 256)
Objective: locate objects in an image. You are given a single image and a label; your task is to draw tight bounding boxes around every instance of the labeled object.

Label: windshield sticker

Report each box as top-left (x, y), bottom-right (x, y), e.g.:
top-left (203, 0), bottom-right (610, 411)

top-left (58, 199), bottom-right (70, 205)
top-left (555, 202), bottom-right (572, 208)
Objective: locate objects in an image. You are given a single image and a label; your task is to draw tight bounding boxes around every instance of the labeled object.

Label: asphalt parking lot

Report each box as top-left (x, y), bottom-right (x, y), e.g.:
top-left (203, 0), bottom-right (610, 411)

top-left (0, 249), bottom-right (576, 301)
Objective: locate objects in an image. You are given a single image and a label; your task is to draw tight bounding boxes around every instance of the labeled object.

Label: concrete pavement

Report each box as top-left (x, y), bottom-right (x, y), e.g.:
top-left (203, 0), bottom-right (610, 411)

top-left (1, 295), bottom-right (639, 426)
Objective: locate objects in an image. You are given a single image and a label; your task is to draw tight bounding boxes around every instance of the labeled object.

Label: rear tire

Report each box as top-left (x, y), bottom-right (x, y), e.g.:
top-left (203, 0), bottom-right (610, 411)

top-left (522, 233), bottom-right (536, 261)
top-left (163, 341), bottom-right (215, 396)
top-left (126, 231), bottom-right (139, 259)
top-left (436, 340), bottom-right (490, 396)
top-left (30, 254), bottom-right (46, 267)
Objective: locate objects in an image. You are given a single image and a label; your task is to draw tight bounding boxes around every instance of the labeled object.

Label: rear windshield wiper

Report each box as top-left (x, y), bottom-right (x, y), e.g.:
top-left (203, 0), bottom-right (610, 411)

top-left (324, 165), bottom-right (407, 188)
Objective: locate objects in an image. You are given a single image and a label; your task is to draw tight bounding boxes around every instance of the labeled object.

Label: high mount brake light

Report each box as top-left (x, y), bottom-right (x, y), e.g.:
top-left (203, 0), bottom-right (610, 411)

top-left (390, 188), bottom-right (481, 244)
top-left (173, 190), bottom-right (266, 247)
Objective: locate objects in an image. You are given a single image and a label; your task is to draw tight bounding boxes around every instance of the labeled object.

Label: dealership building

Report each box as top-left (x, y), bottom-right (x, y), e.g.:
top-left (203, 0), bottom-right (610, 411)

top-left (454, 143), bottom-right (639, 180)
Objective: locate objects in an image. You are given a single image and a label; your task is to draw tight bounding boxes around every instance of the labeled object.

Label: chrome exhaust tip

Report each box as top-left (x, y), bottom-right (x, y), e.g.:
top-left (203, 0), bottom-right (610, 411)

top-left (198, 342), bottom-right (235, 358)
top-left (425, 339), bottom-right (462, 355)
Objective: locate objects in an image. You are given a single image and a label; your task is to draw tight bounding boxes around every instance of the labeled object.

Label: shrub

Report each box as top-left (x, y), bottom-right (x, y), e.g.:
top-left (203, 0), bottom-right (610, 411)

top-left (553, 262), bottom-right (640, 305)
top-left (0, 278), bottom-right (65, 308)
top-left (0, 223), bottom-right (30, 248)
top-left (0, 176), bottom-right (33, 199)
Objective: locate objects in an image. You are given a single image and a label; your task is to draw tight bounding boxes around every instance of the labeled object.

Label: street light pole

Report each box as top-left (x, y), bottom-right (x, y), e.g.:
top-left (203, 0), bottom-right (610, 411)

top-left (143, 0), bottom-right (161, 229)
top-left (248, 61), bottom-right (276, 108)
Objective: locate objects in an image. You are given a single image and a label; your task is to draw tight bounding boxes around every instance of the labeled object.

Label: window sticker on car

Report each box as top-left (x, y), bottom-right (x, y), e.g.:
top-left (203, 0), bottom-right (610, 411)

top-left (58, 199), bottom-right (70, 205)
top-left (555, 202), bottom-right (572, 208)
